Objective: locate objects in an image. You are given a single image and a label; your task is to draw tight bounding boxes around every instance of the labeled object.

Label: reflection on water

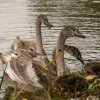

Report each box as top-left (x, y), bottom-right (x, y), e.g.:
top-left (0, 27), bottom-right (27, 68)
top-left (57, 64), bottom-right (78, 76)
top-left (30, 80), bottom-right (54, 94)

top-left (0, 0), bottom-right (100, 72)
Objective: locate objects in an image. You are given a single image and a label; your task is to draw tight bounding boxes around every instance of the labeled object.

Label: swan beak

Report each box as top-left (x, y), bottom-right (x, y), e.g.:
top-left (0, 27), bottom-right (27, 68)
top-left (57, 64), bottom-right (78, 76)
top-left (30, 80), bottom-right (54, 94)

top-left (79, 59), bottom-right (85, 65)
top-left (81, 60), bottom-right (85, 65)
top-left (78, 34), bottom-right (85, 38)
top-left (77, 55), bottom-right (85, 65)
top-left (75, 29), bottom-right (86, 38)
top-left (48, 24), bottom-right (53, 29)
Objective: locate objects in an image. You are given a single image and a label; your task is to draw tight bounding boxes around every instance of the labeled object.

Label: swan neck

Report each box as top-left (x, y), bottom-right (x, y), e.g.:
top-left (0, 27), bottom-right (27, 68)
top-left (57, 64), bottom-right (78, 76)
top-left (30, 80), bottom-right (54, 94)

top-left (56, 32), bottom-right (68, 76)
top-left (36, 20), bottom-right (44, 54)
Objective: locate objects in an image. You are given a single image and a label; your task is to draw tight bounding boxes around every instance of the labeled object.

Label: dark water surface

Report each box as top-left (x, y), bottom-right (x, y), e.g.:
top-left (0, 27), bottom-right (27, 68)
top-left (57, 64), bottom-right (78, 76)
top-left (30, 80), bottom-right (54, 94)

top-left (0, 0), bottom-right (100, 79)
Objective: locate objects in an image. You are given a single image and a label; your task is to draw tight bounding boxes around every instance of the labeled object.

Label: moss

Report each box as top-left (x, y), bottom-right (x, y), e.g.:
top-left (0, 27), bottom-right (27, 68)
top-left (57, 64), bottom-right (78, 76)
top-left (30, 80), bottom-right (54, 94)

top-left (50, 73), bottom-right (100, 99)
top-left (57, 74), bottom-right (87, 91)
top-left (3, 87), bottom-right (44, 100)
top-left (50, 73), bottom-right (88, 98)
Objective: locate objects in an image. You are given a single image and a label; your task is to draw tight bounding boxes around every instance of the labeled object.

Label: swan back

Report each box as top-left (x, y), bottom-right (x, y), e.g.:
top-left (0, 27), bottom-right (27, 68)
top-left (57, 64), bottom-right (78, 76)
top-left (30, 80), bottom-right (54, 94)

top-left (84, 62), bottom-right (100, 75)
top-left (0, 49), bottom-right (49, 91)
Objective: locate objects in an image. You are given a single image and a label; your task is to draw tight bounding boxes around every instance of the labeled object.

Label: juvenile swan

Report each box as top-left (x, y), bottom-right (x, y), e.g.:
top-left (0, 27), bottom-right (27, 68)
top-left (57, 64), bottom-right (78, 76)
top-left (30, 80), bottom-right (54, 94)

top-left (11, 15), bottom-right (54, 78)
top-left (55, 26), bottom-right (85, 76)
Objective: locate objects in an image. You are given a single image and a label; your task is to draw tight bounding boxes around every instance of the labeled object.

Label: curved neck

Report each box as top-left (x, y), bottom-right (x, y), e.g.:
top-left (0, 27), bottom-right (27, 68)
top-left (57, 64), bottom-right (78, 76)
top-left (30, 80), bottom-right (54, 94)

top-left (36, 19), bottom-right (52, 74)
top-left (56, 32), bottom-right (68, 76)
top-left (36, 19), bottom-right (45, 55)
top-left (36, 18), bottom-right (56, 79)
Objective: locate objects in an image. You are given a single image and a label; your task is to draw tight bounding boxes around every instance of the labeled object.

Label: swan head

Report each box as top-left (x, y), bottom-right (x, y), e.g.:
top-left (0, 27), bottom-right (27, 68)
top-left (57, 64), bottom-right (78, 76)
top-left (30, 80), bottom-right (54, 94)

top-left (38, 14), bottom-right (53, 29)
top-left (11, 36), bottom-right (26, 50)
top-left (65, 46), bottom-right (85, 65)
top-left (62, 26), bottom-right (85, 38)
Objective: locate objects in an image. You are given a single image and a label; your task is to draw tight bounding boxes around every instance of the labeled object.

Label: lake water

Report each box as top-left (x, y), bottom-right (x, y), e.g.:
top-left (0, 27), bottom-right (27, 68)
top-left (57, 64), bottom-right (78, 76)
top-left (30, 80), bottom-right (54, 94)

top-left (0, 0), bottom-right (100, 92)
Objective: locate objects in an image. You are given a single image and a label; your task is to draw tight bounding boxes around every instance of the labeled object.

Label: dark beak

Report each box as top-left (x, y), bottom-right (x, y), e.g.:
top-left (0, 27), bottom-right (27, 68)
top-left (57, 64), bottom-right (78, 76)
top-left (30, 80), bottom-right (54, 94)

top-left (77, 56), bottom-right (85, 65)
top-left (80, 59), bottom-right (85, 65)
top-left (76, 34), bottom-right (86, 38)
top-left (75, 29), bottom-right (86, 39)
top-left (48, 24), bottom-right (53, 29)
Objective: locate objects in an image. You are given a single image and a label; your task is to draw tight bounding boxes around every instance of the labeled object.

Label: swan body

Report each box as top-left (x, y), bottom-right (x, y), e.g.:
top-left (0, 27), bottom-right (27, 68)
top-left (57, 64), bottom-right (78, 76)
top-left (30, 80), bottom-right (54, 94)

top-left (0, 49), bottom-right (49, 92)
top-left (84, 62), bottom-right (100, 75)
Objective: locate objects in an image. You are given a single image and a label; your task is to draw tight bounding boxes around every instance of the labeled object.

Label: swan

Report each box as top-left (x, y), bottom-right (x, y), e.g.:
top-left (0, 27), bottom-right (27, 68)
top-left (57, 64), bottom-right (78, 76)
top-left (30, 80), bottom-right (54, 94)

top-left (55, 26), bottom-right (85, 76)
top-left (52, 26), bottom-right (99, 76)
top-left (0, 26), bottom-right (85, 92)
top-left (11, 15), bottom-right (56, 78)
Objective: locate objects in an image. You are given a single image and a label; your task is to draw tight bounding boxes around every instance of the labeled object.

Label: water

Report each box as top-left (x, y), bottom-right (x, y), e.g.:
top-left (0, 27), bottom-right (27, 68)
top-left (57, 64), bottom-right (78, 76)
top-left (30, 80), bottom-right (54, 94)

top-left (0, 0), bottom-right (100, 90)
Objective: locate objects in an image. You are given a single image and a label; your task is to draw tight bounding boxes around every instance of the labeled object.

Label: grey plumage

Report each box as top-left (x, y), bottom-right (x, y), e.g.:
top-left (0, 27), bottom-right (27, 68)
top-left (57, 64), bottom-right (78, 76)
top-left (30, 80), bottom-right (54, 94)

top-left (0, 49), bottom-right (50, 92)
top-left (55, 26), bottom-right (85, 76)
top-left (52, 45), bottom-right (84, 65)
